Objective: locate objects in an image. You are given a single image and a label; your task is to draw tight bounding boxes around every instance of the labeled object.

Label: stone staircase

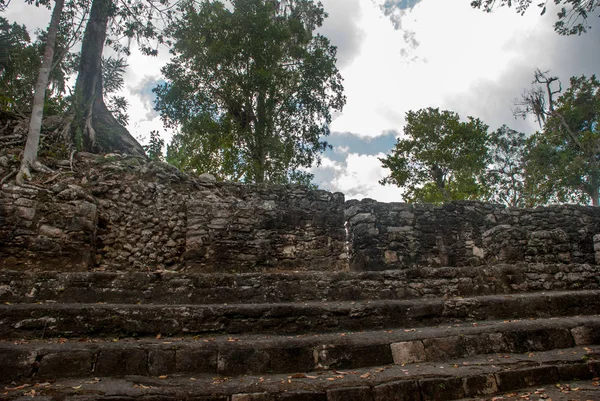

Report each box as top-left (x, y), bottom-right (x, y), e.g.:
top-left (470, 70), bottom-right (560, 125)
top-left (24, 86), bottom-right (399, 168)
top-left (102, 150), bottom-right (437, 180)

top-left (1, 266), bottom-right (599, 400)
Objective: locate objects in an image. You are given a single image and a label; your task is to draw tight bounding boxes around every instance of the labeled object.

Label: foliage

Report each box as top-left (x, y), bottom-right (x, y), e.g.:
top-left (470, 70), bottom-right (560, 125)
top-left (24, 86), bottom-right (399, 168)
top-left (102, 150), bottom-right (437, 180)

top-left (523, 75), bottom-right (600, 205)
top-left (143, 130), bottom-right (165, 161)
top-left (0, 16), bottom-right (79, 114)
top-left (155, 0), bottom-right (345, 183)
top-left (379, 107), bottom-right (489, 204)
top-left (481, 125), bottom-right (528, 207)
top-left (471, 0), bottom-right (599, 35)
top-left (103, 57), bottom-right (129, 125)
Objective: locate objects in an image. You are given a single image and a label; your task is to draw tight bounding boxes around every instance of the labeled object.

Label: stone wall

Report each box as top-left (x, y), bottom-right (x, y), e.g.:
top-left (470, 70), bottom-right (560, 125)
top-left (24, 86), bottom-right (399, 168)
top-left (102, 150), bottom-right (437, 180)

top-left (186, 184), bottom-right (346, 272)
top-left (3, 153), bottom-right (600, 272)
top-left (0, 184), bottom-right (97, 271)
top-left (346, 199), bottom-right (600, 271)
top-left (0, 154), bottom-right (346, 272)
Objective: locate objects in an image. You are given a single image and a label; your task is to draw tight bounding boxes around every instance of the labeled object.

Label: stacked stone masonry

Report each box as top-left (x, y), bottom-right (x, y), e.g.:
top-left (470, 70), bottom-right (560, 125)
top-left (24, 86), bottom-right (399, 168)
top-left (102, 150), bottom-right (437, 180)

top-left (346, 199), bottom-right (600, 271)
top-left (2, 153), bottom-right (600, 272)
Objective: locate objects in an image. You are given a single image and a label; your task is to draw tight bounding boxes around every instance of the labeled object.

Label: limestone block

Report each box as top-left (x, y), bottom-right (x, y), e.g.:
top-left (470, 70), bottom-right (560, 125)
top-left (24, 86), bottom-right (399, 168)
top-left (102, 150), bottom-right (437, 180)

top-left (390, 341), bottom-right (426, 364)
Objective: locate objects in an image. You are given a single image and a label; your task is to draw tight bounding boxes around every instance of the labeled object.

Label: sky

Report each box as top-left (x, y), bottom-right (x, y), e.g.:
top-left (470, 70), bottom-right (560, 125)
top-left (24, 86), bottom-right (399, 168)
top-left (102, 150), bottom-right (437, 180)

top-left (4, 0), bottom-right (600, 202)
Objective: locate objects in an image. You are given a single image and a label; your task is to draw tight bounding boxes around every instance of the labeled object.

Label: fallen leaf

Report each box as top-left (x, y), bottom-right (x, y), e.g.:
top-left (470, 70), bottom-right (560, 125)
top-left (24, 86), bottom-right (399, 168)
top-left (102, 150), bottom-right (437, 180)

top-left (72, 385), bottom-right (82, 389)
top-left (158, 375), bottom-right (168, 379)
top-left (4, 384), bottom-right (31, 391)
top-left (360, 372), bottom-right (371, 379)
top-left (288, 373), bottom-right (306, 379)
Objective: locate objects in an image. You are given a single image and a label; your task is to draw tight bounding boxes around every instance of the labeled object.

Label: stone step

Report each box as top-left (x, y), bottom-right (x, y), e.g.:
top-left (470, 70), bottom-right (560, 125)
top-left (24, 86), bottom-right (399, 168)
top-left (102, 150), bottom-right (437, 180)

top-left (0, 316), bottom-right (598, 381)
top-left (1, 290), bottom-right (599, 339)
top-left (458, 379), bottom-right (600, 401)
top-left (0, 345), bottom-right (598, 400)
top-left (1, 263), bottom-right (599, 304)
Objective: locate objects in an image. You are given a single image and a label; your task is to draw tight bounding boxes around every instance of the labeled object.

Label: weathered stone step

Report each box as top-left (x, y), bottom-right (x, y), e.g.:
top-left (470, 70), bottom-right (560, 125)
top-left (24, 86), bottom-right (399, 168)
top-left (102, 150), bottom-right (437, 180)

top-left (1, 263), bottom-right (599, 304)
top-left (0, 316), bottom-right (598, 381)
top-left (1, 290), bottom-right (600, 339)
top-left (0, 346), bottom-right (598, 400)
top-left (458, 378), bottom-right (600, 401)
top-left (1, 290), bottom-right (599, 340)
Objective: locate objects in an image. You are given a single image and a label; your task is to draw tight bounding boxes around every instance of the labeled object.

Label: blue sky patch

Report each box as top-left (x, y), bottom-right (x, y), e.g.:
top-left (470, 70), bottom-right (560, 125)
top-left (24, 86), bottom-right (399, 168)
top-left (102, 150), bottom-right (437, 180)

top-left (323, 131), bottom-right (399, 162)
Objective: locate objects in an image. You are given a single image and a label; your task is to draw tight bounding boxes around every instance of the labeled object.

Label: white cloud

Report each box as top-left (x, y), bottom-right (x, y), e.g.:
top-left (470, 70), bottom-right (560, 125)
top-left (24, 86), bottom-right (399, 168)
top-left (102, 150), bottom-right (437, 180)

top-left (313, 153), bottom-right (404, 202)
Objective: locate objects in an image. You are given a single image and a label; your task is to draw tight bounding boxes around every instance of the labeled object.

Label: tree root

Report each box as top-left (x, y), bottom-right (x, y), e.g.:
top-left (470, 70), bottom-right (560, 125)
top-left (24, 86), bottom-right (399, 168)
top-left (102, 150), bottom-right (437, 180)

top-left (1, 169), bottom-right (16, 186)
top-left (43, 172), bottom-right (62, 184)
top-left (32, 160), bottom-right (54, 174)
top-left (70, 149), bottom-right (76, 171)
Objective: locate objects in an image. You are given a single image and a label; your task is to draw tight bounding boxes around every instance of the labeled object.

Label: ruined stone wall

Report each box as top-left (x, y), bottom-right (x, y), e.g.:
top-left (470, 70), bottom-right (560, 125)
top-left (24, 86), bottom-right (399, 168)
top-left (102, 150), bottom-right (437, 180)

top-left (0, 183), bottom-right (97, 271)
top-left (3, 153), bottom-right (600, 272)
top-left (185, 183), bottom-right (346, 272)
top-left (0, 154), bottom-right (346, 272)
top-left (346, 199), bottom-right (600, 271)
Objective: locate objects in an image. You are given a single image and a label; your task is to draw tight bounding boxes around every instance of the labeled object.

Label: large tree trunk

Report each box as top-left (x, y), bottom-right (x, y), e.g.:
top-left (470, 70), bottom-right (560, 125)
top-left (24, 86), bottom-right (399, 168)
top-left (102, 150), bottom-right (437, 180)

top-left (73, 0), bottom-right (145, 156)
top-left (16, 0), bottom-right (64, 184)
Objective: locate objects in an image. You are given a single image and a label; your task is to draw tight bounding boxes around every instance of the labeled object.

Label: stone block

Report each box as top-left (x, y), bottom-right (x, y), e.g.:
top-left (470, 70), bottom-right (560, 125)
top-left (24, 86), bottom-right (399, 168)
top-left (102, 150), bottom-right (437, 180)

top-left (37, 350), bottom-right (94, 379)
top-left (390, 341), bottom-right (426, 364)
top-left (148, 349), bottom-right (176, 376)
top-left (327, 386), bottom-right (373, 401)
top-left (95, 348), bottom-right (147, 376)
top-left (267, 347), bottom-right (314, 373)
top-left (556, 362), bottom-right (596, 381)
top-left (176, 348), bottom-right (218, 373)
top-left (217, 348), bottom-right (270, 375)
top-left (15, 206), bottom-right (36, 220)
top-left (422, 336), bottom-right (464, 360)
top-left (372, 380), bottom-right (420, 401)
top-left (0, 348), bottom-right (36, 381)
top-left (316, 344), bottom-right (392, 370)
top-left (496, 366), bottom-right (557, 391)
top-left (571, 325), bottom-right (600, 345)
top-left (419, 377), bottom-right (465, 401)
top-left (462, 374), bottom-right (498, 397)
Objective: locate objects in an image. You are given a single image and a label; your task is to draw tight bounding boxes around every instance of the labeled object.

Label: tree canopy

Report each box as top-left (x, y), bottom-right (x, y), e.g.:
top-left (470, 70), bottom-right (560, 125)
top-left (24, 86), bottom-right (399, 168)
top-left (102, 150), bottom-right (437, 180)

top-left (482, 125), bottom-right (527, 207)
top-left (154, 0), bottom-right (345, 184)
top-left (471, 0), bottom-right (599, 35)
top-left (524, 75), bottom-right (600, 205)
top-left (379, 108), bottom-right (489, 204)
top-left (0, 16), bottom-right (76, 114)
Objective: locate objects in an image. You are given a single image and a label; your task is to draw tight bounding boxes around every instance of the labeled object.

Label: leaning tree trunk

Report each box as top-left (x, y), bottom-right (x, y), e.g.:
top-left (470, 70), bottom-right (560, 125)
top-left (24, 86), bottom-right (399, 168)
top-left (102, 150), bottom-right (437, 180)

top-left (72, 0), bottom-right (145, 156)
top-left (16, 0), bottom-right (64, 184)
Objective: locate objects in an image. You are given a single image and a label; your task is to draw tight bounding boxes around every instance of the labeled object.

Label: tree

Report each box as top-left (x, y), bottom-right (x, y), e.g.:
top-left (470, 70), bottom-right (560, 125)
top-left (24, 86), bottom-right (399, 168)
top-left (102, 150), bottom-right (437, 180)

top-left (0, 10), bottom-right (84, 115)
top-left (471, 0), bottom-right (599, 35)
top-left (143, 130), bottom-right (164, 161)
top-left (513, 68), bottom-right (562, 129)
top-left (523, 75), bottom-right (600, 205)
top-left (17, 0), bottom-right (65, 185)
top-left (155, 0), bottom-right (345, 184)
top-left (379, 107), bottom-right (489, 204)
top-left (482, 125), bottom-right (528, 207)
top-left (69, 0), bottom-right (145, 155)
